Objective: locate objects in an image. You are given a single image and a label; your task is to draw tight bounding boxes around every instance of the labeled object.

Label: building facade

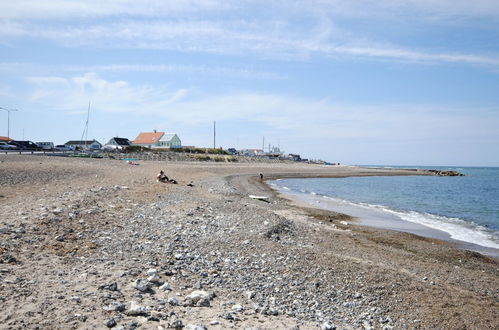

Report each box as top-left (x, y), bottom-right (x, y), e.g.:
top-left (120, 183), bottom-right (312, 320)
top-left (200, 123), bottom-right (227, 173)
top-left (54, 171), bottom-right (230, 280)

top-left (65, 140), bottom-right (102, 150)
top-left (132, 131), bottom-right (181, 149)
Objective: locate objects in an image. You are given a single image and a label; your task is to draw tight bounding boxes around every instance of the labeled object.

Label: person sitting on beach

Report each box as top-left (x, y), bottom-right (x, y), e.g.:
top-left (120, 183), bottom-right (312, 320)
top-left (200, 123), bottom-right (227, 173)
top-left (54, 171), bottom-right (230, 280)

top-left (157, 170), bottom-right (169, 183)
top-left (157, 170), bottom-right (178, 184)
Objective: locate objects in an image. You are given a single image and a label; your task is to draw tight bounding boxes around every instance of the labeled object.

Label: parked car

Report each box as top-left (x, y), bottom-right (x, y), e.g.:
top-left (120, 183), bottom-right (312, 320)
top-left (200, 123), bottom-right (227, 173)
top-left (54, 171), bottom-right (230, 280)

top-left (0, 141), bottom-right (17, 150)
top-left (36, 142), bottom-right (55, 150)
top-left (54, 145), bottom-right (74, 151)
top-left (11, 141), bottom-right (42, 150)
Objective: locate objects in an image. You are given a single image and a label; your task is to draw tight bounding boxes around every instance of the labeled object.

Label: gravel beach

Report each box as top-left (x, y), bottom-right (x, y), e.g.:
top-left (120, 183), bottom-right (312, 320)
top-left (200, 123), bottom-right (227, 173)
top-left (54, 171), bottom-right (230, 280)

top-left (1, 155), bottom-right (497, 329)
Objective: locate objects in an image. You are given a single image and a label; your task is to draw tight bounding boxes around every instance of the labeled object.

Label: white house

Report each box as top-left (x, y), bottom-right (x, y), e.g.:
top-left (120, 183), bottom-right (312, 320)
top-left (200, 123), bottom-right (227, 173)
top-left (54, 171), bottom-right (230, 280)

top-left (103, 137), bottom-right (131, 150)
top-left (157, 133), bottom-right (182, 148)
top-left (132, 131), bottom-right (181, 149)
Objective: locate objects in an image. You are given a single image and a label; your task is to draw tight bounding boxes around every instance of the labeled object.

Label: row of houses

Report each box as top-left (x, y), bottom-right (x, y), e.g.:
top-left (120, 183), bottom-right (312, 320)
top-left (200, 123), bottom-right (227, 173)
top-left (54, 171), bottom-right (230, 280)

top-left (65, 130), bottom-right (182, 151)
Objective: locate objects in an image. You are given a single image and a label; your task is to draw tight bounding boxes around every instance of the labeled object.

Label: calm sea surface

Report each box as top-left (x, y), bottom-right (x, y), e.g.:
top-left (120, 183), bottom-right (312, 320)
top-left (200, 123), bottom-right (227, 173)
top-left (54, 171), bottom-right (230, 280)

top-left (270, 166), bottom-right (499, 251)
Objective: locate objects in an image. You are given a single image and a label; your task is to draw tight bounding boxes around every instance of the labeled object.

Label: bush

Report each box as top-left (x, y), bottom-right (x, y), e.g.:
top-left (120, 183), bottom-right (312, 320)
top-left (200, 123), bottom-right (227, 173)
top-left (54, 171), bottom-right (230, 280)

top-left (170, 147), bottom-right (228, 155)
top-left (125, 145), bottom-right (150, 153)
top-left (191, 154), bottom-right (211, 161)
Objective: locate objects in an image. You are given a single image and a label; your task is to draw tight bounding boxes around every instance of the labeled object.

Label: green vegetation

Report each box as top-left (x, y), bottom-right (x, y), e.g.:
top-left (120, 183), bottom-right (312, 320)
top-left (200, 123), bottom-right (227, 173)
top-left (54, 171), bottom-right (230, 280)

top-left (125, 145), bottom-right (150, 153)
top-left (189, 154), bottom-right (238, 162)
top-left (170, 147), bottom-right (228, 155)
top-left (190, 154), bottom-right (211, 161)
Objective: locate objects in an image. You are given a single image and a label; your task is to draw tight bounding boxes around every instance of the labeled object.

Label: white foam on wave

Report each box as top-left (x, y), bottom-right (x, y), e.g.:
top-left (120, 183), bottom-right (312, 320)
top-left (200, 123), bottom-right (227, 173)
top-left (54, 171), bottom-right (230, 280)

top-left (395, 211), bottom-right (499, 249)
top-left (344, 199), bottom-right (499, 249)
top-left (269, 181), bottom-right (499, 250)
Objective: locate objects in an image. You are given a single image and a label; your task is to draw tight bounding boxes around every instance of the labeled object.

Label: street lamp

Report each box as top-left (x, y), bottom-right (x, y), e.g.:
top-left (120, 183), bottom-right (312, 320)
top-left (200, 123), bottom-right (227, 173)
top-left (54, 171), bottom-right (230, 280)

top-left (0, 107), bottom-right (19, 140)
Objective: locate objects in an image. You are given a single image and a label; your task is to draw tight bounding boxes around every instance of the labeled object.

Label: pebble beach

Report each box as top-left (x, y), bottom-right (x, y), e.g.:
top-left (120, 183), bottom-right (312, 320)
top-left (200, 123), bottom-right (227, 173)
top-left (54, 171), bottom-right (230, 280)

top-left (1, 155), bottom-right (498, 329)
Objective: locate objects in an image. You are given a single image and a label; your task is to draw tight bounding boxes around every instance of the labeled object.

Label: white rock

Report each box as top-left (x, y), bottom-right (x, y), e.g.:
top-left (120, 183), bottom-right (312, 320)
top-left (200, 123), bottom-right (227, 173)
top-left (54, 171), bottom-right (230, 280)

top-left (148, 274), bottom-right (161, 283)
top-left (159, 282), bottom-right (172, 291)
top-left (133, 279), bottom-right (150, 292)
top-left (321, 322), bottom-right (335, 330)
top-left (127, 301), bottom-right (148, 316)
top-left (185, 325), bottom-right (207, 330)
top-left (147, 268), bottom-right (157, 276)
top-left (245, 291), bottom-right (255, 299)
top-left (185, 290), bottom-right (213, 304)
top-left (232, 304), bottom-right (244, 312)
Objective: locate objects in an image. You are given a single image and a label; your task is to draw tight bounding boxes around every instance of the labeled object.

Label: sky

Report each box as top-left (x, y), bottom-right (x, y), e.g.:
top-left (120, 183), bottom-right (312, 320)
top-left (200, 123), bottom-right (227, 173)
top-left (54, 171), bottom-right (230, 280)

top-left (1, 0), bottom-right (499, 166)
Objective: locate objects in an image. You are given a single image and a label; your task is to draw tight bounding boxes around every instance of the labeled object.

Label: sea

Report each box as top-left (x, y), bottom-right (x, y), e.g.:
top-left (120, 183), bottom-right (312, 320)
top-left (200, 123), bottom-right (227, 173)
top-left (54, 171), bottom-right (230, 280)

top-left (269, 166), bottom-right (499, 256)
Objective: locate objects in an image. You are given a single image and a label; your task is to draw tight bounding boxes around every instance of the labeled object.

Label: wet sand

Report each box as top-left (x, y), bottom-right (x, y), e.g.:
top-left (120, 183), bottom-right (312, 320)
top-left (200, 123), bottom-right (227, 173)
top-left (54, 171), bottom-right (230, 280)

top-left (271, 183), bottom-right (499, 257)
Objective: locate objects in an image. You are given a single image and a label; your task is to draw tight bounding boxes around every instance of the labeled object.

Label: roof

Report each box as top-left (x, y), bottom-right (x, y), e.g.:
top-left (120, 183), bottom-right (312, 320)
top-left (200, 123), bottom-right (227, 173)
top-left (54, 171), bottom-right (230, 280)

top-left (108, 137), bottom-right (131, 146)
top-left (159, 133), bottom-right (177, 141)
top-left (0, 136), bottom-right (13, 142)
top-left (132, 132), bottom-right (164, 145)
top-left (65, 140), bottom-right (101, 145)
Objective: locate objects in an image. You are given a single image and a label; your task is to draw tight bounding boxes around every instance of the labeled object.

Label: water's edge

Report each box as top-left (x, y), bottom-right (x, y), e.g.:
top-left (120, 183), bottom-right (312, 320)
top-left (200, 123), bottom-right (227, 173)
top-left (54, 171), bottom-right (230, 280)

top-left (269, 179), bottom-right (499, 258)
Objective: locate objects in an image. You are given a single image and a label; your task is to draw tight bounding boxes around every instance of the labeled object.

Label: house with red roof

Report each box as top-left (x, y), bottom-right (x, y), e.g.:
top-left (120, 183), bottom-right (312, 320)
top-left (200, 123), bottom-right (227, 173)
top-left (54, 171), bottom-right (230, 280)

top-left (0, 136), bottom-right (13, 142)
top-left (132, 130), bottom-right (182, 149)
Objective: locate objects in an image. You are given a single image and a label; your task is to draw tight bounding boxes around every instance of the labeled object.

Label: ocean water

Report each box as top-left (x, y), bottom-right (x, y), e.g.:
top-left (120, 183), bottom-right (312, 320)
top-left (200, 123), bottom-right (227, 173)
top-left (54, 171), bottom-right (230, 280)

top-left (269, 166), bottom-right (499, 252)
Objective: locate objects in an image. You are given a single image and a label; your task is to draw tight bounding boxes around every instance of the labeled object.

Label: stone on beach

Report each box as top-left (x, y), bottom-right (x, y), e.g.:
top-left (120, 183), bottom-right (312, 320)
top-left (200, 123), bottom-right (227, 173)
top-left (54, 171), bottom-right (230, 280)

top-left (127, 301), bottom-right (149, 316)
top-left (133, 279), bottom-right (151, 292)
top-left (159, 282), bottom-right (172, 291)
top-left (184, 290), bottom-right (215, 307)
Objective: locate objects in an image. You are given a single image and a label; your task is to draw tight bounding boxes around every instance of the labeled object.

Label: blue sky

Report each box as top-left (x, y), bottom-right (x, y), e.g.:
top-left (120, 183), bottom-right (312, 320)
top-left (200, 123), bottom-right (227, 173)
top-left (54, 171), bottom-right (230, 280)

top-left (1, 0), bottom-right (498, 166)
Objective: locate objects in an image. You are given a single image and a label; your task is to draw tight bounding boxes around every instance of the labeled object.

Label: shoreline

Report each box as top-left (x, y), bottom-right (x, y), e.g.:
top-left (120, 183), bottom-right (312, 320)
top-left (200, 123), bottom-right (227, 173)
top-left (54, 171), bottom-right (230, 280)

top-left (241, 166), bottom-right (499, 257)
top-left (1, 156), bottom-right (498, 329)
top-left (268, 180), bottom-right (499, 258)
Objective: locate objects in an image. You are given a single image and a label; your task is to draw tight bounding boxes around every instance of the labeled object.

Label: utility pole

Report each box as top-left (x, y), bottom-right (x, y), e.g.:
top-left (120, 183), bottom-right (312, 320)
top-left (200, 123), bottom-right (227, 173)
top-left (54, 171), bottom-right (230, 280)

top-left (80, 101), bottom-right (90, 150)
top-left (262, 136), bottom-right (265, 151)
top-left (213, 121), bottom-right (216, 149)
top-left (0, 107), bottom-right (19, 139)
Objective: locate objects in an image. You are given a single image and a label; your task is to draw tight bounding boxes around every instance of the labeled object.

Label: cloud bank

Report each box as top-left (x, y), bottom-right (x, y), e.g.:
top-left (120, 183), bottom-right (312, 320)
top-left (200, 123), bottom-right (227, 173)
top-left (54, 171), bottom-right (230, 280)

top-left (1, 1), bottom-right (498, 68)
top-left (27, 73), bottom-right (499, 143)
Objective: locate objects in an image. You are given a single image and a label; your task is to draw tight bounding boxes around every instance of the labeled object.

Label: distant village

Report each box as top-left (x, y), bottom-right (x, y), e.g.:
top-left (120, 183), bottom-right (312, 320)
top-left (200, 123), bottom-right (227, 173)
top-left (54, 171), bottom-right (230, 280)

top-left (0, 130), bottom-right (337, 165)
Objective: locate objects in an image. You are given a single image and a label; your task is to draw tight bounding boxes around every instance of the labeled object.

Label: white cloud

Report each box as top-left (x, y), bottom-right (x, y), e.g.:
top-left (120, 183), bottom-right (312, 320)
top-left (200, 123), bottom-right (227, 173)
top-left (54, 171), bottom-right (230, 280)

top-left (66, 64), bottom-right (283, 80)
top-left (26, 73), bottom-right (499, 143)
top-left (0, 0), bottom-right (231, 19)
top-left (28, 72), bottom-right (188, 113)
top-left (2, 0), bottom-right (499, 20)
top-left (1, 1), bottom-right (498, 68)
top-left (3, 20), bottom-right (498, 68)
